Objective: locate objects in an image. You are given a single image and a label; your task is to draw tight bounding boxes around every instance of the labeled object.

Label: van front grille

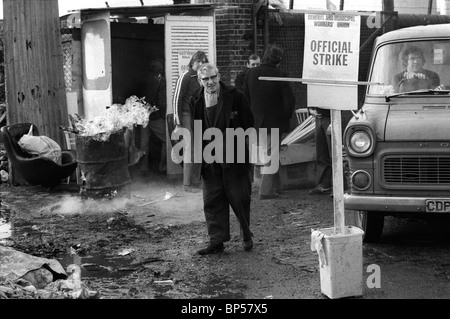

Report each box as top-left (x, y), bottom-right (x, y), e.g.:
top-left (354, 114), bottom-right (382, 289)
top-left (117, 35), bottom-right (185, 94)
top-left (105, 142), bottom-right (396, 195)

top-left (384, 156), bottom-right (450, 184)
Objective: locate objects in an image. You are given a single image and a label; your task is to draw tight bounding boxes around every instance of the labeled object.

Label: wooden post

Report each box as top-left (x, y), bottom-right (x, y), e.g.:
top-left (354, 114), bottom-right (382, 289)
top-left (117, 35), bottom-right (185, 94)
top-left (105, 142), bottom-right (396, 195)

top-left (331, 109), bottom-right (345, 234)
top-left (3, 0), bottom-right (68, 146)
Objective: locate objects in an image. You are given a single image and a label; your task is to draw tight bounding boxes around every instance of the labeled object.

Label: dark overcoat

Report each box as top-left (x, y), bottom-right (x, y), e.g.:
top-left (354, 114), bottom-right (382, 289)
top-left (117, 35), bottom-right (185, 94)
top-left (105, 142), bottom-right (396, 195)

top-left (244, 62), bottom-right (295, 134)
top-left (191, 82), bottom-right (254, 172)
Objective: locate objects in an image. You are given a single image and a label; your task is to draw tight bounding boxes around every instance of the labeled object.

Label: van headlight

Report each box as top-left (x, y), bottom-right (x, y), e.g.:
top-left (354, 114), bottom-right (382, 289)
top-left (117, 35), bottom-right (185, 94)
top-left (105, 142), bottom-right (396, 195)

top-left (350, 131), bottom-right (371, 153)
top-left (344, 125), bottom-right (376, 157)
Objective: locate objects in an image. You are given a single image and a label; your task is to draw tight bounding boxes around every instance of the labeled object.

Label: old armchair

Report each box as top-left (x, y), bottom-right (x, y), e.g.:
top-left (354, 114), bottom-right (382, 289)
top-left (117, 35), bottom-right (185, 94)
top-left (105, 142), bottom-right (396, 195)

top-left (0, 123), bottom-right (77, 187)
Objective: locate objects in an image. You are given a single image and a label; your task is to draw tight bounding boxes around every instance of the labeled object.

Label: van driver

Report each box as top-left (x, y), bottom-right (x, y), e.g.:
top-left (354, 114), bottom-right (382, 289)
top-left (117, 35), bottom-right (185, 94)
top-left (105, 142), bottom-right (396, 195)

top-left (394, 46), bottom-right (440, 92)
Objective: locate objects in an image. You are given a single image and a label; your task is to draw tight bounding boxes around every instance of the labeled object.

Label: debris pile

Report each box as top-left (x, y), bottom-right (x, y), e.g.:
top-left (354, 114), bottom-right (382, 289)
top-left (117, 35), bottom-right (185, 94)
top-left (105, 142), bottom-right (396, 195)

top-left (0, 246), bottom-right (99, 299)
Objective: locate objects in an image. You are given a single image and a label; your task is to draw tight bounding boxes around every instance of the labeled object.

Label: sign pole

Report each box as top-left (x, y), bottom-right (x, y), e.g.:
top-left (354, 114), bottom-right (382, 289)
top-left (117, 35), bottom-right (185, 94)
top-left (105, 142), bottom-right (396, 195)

top-left (330, 109), bottom-right (345, 234)
top-left (260, 9), bottom-right (368, 298)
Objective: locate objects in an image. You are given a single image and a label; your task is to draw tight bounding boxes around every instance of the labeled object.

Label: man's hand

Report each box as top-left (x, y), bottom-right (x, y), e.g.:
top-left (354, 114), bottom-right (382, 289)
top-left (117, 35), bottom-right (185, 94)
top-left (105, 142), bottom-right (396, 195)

top-left (308, 108), bottom-right (318, 117)
top-left (404, 72), bottom-right (426, 80)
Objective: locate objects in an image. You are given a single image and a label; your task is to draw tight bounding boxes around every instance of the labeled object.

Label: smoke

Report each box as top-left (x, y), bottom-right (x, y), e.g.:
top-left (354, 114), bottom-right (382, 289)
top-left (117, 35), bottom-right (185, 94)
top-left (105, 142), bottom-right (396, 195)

top-left (41, 195), bottom-right (132, 215)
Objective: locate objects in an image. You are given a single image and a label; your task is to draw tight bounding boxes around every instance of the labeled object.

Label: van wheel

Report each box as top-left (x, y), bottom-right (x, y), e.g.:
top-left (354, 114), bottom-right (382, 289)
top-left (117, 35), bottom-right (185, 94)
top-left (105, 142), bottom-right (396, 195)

top-left (353, 210), bottom-right (384, 243)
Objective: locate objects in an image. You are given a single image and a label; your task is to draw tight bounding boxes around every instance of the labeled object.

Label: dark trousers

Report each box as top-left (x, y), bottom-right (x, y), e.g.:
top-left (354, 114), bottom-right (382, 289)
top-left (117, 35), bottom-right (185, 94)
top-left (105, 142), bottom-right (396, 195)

top-left (258, 131), bottom-right (281, 196)
top-left (202, 162), bottom-right (252, 244)
top-left (315, 116), bottom-right (332, 188)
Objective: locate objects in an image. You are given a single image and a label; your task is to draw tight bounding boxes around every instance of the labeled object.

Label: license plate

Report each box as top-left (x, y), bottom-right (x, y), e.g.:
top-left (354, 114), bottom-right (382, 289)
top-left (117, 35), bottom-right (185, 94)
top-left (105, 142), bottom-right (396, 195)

top-left (425, 199), bottom-right (450, 213)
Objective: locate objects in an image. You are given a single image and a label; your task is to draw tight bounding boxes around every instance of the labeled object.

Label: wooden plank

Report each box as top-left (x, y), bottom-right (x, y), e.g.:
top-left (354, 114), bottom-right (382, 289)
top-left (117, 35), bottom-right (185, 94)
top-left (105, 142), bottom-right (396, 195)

top-left (331, 109), bottom-right (345, 234)
top-left (279, 143), bottom-right (316, 166)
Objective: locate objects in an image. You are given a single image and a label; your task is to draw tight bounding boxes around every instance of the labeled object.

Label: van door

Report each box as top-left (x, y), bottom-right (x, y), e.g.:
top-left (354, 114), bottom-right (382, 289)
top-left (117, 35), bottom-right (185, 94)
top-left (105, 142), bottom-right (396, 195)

top-left (164, 15), bottom-right (216, 176)
top-left (81, 11), bottom-right (112, 120)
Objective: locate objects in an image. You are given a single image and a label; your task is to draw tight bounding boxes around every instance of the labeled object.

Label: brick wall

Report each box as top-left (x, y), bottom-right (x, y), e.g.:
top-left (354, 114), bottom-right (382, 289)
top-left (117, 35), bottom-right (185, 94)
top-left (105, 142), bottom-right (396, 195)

top-left (207, 0), bottom-right (264, 86)
top-left (174, 0), bottom-right (265, 87)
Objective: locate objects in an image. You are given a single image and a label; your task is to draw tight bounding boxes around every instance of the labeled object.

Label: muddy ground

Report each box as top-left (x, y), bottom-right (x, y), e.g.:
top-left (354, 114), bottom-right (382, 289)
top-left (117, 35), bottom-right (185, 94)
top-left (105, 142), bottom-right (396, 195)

top-left (1, 170), bottom-right (450, 301)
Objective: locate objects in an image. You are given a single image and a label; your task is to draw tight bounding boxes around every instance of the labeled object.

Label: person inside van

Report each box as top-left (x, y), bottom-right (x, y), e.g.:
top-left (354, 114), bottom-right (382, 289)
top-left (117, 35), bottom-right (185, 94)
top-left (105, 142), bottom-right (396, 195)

top-left (394, 46), bottom-right (440, 92)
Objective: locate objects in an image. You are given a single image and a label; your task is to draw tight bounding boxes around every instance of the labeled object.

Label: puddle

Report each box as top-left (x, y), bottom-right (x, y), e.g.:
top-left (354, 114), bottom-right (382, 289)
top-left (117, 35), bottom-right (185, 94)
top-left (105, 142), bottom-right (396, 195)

top-left (56, 251), bottom-right (147, 299)
top-left (56, 251), bottom-right (135, 280)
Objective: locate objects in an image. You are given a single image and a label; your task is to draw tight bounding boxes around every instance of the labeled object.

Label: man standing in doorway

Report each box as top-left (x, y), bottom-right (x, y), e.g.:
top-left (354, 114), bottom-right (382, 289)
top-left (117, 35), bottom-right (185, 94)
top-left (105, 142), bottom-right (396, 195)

top-left (172, 51), bottom-right (208, 192)
top-left (139, 58), bottom-right (167, 176)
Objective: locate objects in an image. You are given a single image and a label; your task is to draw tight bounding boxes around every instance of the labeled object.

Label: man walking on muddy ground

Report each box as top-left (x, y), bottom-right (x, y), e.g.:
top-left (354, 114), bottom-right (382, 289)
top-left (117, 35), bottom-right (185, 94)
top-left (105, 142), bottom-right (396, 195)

top-left (190, 63), bottom-right (255, 255)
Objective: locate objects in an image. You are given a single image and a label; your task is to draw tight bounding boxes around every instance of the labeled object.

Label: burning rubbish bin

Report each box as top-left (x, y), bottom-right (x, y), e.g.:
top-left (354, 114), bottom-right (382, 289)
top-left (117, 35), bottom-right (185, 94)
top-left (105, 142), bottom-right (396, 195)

top-left (61, 95), bottom-right (156, 199)
top-left (76, 129), bottom-right (131, 198)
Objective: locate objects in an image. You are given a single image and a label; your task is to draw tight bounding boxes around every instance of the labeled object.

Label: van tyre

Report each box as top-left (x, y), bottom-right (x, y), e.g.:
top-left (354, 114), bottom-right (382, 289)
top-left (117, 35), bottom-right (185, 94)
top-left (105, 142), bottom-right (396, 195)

top-left (353, 210), bottom-right (384, 243)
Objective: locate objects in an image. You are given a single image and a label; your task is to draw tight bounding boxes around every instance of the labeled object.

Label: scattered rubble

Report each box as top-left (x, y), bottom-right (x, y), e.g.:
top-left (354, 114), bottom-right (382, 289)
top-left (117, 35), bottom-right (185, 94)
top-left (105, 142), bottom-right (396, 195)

top-left (0, 246), bottom-right (99, 299)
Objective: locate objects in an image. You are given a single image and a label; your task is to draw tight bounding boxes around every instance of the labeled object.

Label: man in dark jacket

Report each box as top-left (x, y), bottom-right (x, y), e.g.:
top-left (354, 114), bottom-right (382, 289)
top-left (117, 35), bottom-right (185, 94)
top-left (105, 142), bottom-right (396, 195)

top-left (191, 63), bottom-right (255, 255)
top-left (234, 53), bottom-right (261, 92)
top-left (244, 44), bottom-right (295, 199)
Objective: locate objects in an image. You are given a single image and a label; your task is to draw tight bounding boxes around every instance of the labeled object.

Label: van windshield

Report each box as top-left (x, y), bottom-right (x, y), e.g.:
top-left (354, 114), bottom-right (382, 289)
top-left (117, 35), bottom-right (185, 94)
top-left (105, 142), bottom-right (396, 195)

top-left (368, 40), bottom-right (450, 95)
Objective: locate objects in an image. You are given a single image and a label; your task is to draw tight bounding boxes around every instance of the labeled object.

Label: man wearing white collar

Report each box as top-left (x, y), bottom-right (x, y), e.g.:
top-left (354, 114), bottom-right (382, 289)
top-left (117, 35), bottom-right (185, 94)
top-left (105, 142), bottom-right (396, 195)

top-left (190, 63), bottom-right (255, 255)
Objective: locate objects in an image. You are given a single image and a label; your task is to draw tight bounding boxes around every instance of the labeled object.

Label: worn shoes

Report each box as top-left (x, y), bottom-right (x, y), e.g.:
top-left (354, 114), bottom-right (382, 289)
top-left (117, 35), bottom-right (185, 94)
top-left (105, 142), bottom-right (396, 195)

top-left (309, 184), bottom-right (332, 195)
top-left (197, 242), bottom-right (224, 255)
top-left (197, 240), bottom-right (253, 255)
top-left (242, 238), bottom-right (253, 251)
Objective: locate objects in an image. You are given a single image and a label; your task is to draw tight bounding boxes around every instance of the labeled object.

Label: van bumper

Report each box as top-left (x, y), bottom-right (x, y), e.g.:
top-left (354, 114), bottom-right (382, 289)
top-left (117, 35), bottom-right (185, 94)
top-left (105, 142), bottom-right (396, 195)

top-left (343, 194), bottom-right (450, 213)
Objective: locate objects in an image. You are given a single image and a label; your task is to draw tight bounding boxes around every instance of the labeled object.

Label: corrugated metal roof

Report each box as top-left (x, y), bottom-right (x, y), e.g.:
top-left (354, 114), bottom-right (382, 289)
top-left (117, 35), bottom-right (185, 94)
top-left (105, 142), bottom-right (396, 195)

top-left (74, 3), bottom-right (215, 19)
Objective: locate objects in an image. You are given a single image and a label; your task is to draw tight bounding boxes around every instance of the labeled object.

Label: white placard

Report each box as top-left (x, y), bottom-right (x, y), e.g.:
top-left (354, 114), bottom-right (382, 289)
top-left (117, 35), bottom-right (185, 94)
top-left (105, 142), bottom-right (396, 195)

top-left (303, 12), bottom-right (361, 110)
top-left (303, 12), bottom-right (360, 80)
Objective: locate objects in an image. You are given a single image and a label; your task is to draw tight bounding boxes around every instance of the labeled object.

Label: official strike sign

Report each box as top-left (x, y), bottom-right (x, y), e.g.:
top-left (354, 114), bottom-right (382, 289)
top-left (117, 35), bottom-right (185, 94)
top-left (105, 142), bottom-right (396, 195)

top-left (303, 12), bottom-right (361, 110)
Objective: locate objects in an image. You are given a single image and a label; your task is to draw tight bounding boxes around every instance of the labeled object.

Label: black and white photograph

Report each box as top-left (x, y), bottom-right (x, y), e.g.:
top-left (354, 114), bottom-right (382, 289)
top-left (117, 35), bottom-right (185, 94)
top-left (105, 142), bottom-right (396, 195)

top-left (0, 0), bottom-right (449, 310)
